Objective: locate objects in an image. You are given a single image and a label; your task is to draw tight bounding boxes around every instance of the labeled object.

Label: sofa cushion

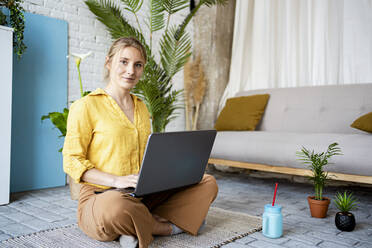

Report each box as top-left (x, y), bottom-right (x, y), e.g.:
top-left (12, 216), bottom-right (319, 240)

top-left (210, 131), bottom-right (372, 176)
top-left (214, 94), bottom-right (269, 131)
top-left (235, 84), bottom-right (372, 134)
top-left (351, 112), bottom-right (372, 133)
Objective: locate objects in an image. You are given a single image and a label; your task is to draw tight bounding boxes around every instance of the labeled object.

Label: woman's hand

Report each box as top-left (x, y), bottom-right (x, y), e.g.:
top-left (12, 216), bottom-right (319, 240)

top-left (114, 174), bottom-right (139, 189)
top-left (81, 168), bottom-right (139, 189)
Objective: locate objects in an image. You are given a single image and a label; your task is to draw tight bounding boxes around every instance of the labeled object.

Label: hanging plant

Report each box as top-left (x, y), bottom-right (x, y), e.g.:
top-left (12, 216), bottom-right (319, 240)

top-left (0, 0), bottom-right (27, 59)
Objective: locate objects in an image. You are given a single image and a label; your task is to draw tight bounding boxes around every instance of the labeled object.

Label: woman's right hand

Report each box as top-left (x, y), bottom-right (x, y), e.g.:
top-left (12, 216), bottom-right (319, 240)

top-left (81, 169), bottom-right (139, 189)
top-left (114, 174), bottom-right (139, 189)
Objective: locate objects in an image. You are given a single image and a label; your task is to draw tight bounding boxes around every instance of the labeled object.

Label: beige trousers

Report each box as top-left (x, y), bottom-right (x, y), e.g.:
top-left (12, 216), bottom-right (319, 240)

top-left (77, 174), bottom-right (218, 248)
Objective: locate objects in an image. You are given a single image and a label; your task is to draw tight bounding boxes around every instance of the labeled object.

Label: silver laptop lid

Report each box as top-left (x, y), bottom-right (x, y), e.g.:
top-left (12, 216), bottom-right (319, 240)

top-left (132, 130), bottom-right (216, 197)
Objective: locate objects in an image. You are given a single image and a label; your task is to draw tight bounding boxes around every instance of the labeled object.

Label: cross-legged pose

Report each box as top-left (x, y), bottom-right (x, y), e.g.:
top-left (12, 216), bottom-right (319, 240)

top-left (62, 37), bottom-right (218, 248)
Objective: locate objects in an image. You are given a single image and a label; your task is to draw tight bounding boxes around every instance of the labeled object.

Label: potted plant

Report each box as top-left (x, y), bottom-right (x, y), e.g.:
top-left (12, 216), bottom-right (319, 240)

top-left (334, 191), bottom-right (358, 231)
top-left (0, 0), bottom-right (27, 58)
top-left (296, 142), bottom-right (342, 218)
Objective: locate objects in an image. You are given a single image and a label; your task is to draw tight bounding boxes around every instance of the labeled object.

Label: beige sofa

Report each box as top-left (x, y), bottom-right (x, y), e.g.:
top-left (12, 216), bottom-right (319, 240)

top-left (209, 83), bottom-right (372, 184)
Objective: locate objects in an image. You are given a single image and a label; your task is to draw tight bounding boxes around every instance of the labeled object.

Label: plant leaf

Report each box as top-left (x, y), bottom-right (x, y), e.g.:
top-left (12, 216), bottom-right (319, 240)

top-left (83, 91), bottom-right (91, 97)
top-left (85, 0), bottom-right (149, 53)
top-left (160, 25), bottom-right (191, 78)
top-left (333, 191), bottom-right (359, 212)
top-left (297, 143), bottom-right (342, 198)
top-left (134, 61), bottom-right (183, 132)
top-left (162, 0), bottom-right (189, 15)
top-left (40, 109), bottom-right (69, 137)
top-left (121, 0), bottom-right (143, 13)
top-left (147, 0), bottom-right (165, 33)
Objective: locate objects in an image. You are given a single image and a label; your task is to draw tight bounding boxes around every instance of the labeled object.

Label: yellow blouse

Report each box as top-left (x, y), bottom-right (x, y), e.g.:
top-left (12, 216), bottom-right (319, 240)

top-left (62, 88), bottom-right (151, 189)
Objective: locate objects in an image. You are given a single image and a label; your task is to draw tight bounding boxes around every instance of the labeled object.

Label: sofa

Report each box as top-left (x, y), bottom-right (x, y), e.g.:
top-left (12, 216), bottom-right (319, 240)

top-left (209, 83), bottom-right (372, 184)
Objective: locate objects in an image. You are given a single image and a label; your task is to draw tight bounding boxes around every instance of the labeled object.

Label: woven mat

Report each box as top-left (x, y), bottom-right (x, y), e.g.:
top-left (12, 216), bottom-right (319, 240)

top-left (0, 207), bottom-right (262, 248)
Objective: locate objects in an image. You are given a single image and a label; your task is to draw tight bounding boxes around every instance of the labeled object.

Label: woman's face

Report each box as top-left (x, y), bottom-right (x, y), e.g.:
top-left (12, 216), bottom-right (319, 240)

top-left (107, 46), bottom-right (145, 91)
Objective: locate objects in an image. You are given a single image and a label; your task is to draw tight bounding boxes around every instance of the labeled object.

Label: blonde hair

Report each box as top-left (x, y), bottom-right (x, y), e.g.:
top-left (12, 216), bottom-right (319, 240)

top-left (104, 37), bottom-right (147, 82)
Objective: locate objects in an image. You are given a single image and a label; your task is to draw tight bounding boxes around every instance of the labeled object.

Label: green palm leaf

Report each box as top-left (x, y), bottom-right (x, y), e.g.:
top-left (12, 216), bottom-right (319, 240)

top-left (162, 0), bottom-right (189, 31)
top-left (85, 0), bottom-right (147, 47)
top-left (121, 0), bottom-right (143, 13)
top-left (135, 73), bottom-right (182, 132)
top-left (148, 0), bottom-right (165, 33)
top-left (160, 25), bottom-right (191, 78)
top-left (134, 57), bottom-right (183, 132)
top-left (162, 0), bottom-right (189, 14)
top-left (120, 0), bottom-right (144, 36)
top-left (297, 143), bottom-right (342, 200)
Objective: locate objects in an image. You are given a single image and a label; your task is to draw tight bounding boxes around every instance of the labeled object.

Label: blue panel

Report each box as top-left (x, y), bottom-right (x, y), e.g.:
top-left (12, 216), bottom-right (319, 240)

top-left (11, 12), bottom-right (68, 192)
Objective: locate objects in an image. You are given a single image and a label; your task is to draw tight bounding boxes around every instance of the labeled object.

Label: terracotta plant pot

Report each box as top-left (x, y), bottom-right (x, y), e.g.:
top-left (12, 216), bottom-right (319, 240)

top-left (335, 212), bottom-right (356, 231)
top-left (307, 196), bottom-right (330, 218)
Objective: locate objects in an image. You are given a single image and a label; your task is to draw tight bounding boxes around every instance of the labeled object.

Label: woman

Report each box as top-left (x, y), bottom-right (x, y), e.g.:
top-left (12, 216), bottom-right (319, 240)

top-left (62, 37), bottom-right (218, 248)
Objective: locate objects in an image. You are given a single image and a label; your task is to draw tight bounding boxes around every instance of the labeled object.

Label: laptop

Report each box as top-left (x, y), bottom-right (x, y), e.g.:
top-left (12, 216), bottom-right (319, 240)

top-left (123, 130), bottom-right (216, 197)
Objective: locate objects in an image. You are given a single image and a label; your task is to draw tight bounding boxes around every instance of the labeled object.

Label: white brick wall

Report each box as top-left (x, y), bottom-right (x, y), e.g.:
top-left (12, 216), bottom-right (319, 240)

top-left (22, 0), bottom-right (191, 131)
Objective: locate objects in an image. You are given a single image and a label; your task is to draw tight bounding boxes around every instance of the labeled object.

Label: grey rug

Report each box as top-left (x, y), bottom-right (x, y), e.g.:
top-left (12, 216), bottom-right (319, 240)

top-left (0, 207), bottom-right (262, 248)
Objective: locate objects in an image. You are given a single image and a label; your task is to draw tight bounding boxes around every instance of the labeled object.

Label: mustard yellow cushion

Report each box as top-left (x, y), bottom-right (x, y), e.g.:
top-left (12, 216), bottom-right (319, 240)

top-left (351, 112), bottom-right (372, 133)
top-left (214, 94), bottom-right (270, 131)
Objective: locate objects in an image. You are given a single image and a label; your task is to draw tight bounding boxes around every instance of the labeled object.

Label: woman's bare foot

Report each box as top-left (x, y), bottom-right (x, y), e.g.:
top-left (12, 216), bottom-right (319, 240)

top-left (152, 215), bottom-right (172, 236)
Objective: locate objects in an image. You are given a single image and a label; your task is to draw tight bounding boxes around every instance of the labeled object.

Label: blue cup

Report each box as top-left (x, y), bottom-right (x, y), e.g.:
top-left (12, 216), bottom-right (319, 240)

top-left (262, 204), bottom-right (283, 238)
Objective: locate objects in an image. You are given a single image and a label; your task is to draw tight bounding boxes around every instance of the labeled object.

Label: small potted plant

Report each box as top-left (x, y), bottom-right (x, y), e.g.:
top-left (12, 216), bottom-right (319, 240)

top-left (296, 142), bottom-right (342, 218)
top-left (334, 191), bottom-right (358, 231)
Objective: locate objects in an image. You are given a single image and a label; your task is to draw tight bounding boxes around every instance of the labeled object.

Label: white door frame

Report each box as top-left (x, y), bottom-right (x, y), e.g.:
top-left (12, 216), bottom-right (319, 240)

top-left (0, 25), bottom-right (13, 205)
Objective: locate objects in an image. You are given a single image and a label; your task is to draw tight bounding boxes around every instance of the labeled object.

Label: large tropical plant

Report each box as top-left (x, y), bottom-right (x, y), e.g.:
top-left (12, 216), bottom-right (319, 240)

top-left (296, 142), bottom-right (342, 200)
top-left (85, 0), bottom-right (227, 132)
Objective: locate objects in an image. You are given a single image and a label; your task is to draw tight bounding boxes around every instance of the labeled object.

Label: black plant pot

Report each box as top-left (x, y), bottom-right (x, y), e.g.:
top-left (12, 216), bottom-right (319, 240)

top-left (335, 212), bottom-right (356, 231)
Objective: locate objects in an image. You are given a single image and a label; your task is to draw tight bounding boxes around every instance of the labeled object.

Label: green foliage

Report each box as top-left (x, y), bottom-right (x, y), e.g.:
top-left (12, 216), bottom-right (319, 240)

top-left (85, 0), bottom-right (227, 132)
top-left (82, 91), bottom-right (91, 97)
top-left (0, 10), bottom-right (6, 24)
top-left (42, 90), bottom-right (91, 152)
top-left (148, 0), bottom-right (165, 34)
top-left (296, 143), bottom-right (342, 200)
top-left (0, 0), bottom-right (27, 59)
top-left (163, 0), bottom-right (189, 15)
top-left (41, 108), bottom-right (69, 152)
top-left (334, 191), bottom-right (359, 212)
top-left (85, 0), bottom-right (148, 50)
top-left (122, 0), bottom-right (143, 14)
top-left (160, 25), bottom-right (191, 78)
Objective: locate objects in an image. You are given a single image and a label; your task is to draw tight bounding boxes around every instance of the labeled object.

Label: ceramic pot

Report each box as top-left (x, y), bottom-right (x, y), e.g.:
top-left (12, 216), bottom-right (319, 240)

top-left (307, 196), bottom-right (330, 218)
top-left (335, 212), bottom-right (356, 231)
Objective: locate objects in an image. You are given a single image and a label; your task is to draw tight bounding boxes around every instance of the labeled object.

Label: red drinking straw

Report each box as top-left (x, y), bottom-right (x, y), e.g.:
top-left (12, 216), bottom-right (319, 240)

top-left (272, 183), bottom-right (278, 206)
